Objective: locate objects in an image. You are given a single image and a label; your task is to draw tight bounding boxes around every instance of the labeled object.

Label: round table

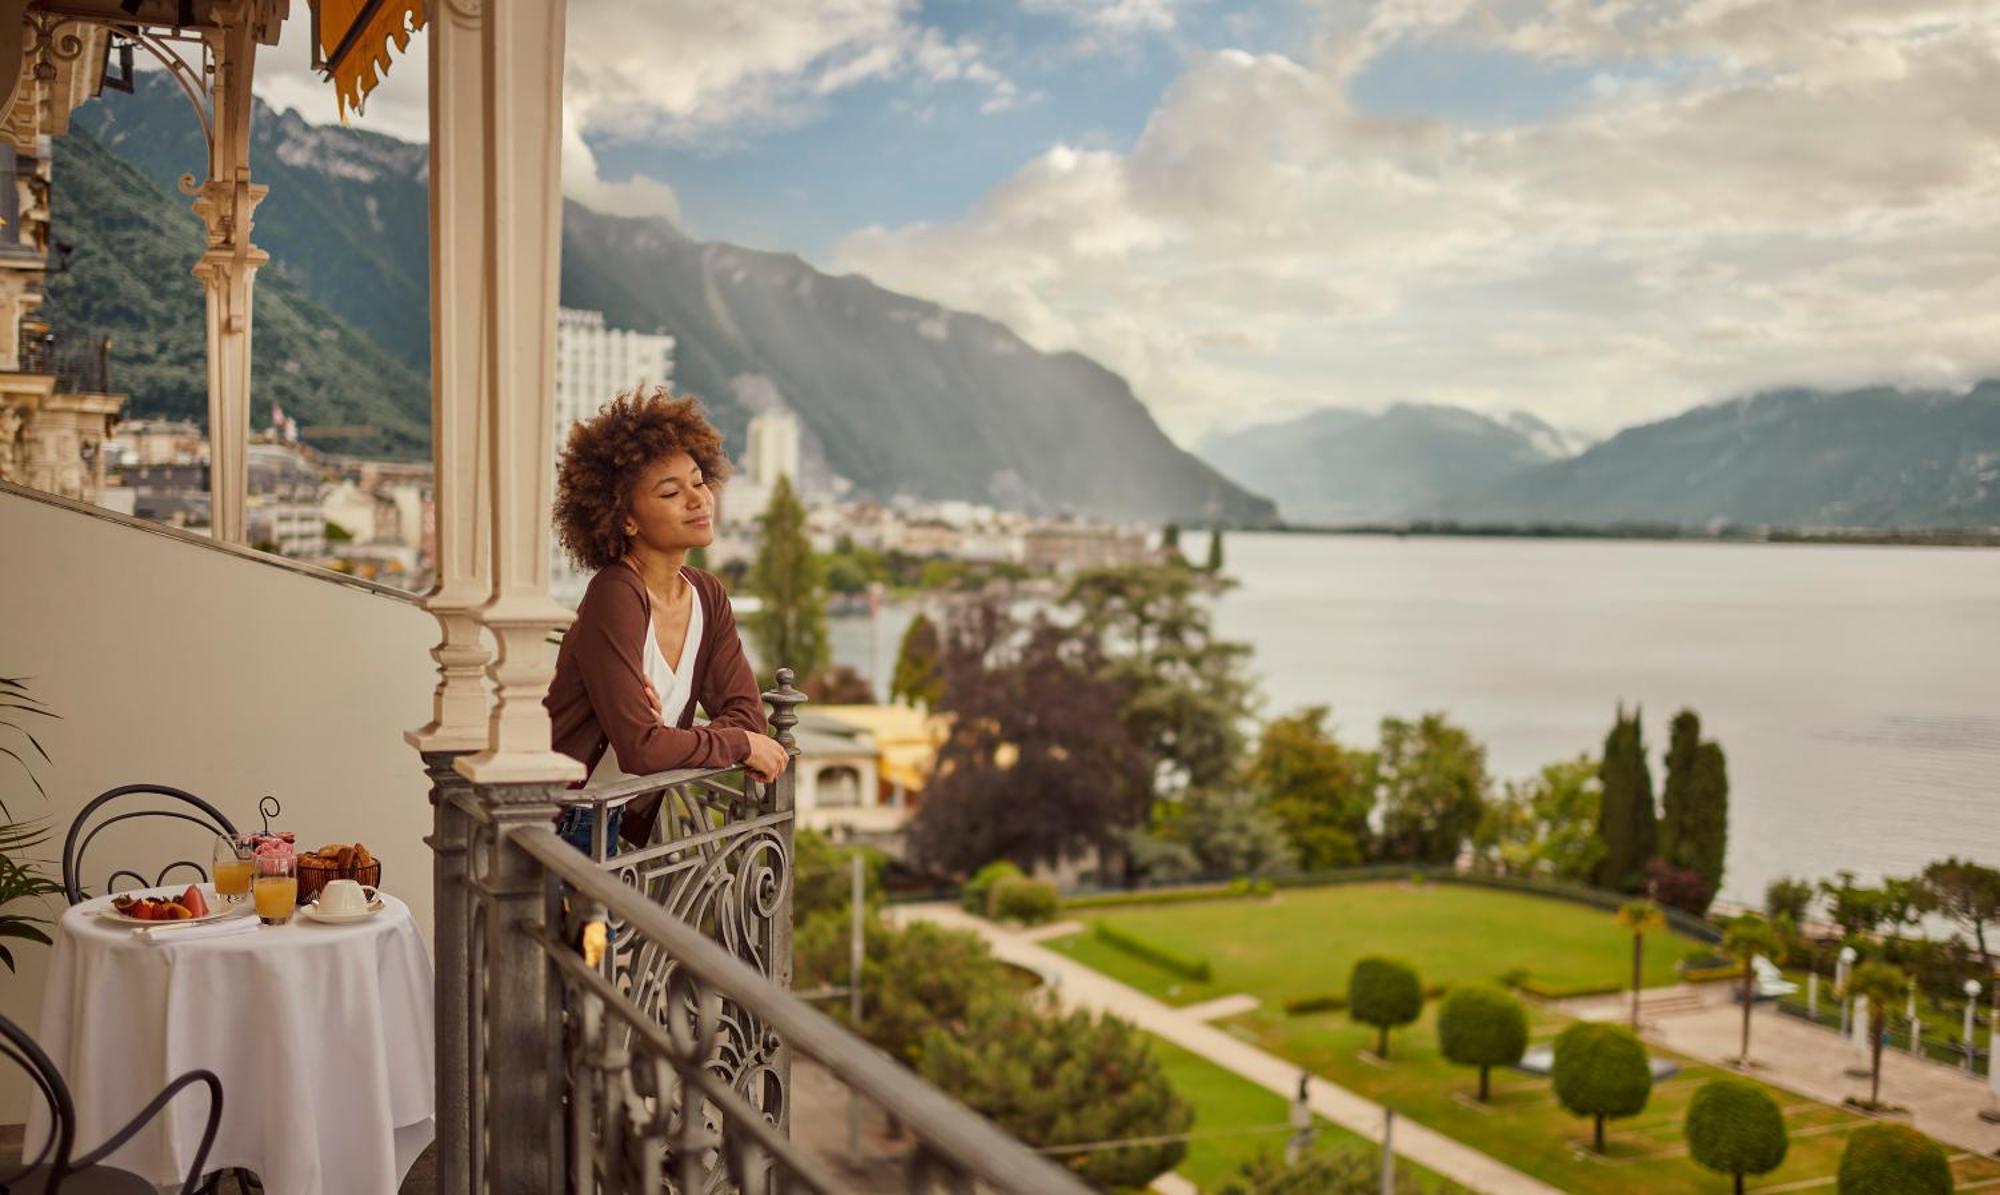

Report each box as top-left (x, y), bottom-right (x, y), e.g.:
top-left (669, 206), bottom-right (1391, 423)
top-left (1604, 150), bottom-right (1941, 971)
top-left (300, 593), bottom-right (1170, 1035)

top-left (28, 887), bottom-right (436, 1195)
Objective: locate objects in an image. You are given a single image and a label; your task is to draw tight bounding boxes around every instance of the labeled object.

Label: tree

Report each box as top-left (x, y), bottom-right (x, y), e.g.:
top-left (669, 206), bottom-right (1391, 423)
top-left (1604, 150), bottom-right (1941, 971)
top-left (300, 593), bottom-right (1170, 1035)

top-left (1616, 900), bottom-right (1666, 1030)
top-left (1474, 755), bottom-right (1604, 881)
top-left (1721, 914), bottom-right (1783, 1064)
top-left (791, 828), bottom-right (884, 926)
top-left (1685, 1078), bottom-right (1788, 1195)
top-left (1766, 876), bottom-right (1815, 924)
top-left (1551, 1022), bottom-right (1653, 1153)
top-left (1063, 565), bottom-right (1258, 792)
top-left (1920, 857), bottom-right (2000, 970)
top-left (1848, 961), bottom-right (1907, 1108)
top-left (919, 995), bottom-right (1191, 1190)
top-left (1437, 984), bottom-right (1528, 1100)
top-left (1658, 710), bottom-right (1700, 869)
top-left (1820, 872), bottom-right (1930, 942)
top-left (1161, 522), bottom-right (1183, 561)
top-left (1679, 740), bottom-right (1730, 910)
top-left (796, 917), bottom-right (1004, 1066)
top-left (1836, 1123), bottom-right (1953, 1195)
top-left (1595, 706), bottom-right (1657, 894)
top-left (1205, 526), bottom-right (1225, 573)
top-left (1248, 707), bottom-right (1370, 869)
top-left (908, 601), bottom-right (1151, 875)
top-left (1348, 956), bottom-right (1423, 1059)
top-left (1658, 712), bottom-right (1730, 913)
top-left (1372, 713), bottom-right (1490, 865)
top-left (889, 611), bottom-right (943, 709)
top-left (1137, 787), bottom-right (1297, 880)
top-left (745, 475), bottom-right (830, 680)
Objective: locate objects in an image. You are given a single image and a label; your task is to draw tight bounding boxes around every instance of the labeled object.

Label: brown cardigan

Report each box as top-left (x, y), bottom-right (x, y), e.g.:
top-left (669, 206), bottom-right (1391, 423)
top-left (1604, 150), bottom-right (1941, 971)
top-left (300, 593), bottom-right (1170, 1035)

top-left (545, 562), bottom-right (766, 842)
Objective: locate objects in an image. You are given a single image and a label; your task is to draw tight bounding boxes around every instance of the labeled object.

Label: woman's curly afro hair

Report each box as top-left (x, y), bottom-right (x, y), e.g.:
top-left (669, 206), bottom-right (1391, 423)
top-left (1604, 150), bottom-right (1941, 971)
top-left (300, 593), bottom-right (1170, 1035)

top-left (553, 388), bottom-right (731, 571)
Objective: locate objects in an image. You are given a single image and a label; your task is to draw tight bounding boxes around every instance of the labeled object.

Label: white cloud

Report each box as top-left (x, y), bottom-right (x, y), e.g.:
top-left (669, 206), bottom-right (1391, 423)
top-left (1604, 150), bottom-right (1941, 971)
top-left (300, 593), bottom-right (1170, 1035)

top-left (1024, 0), bottom-right (1179, 37)
top-left (242, 0), bottom-right (1006, 229)
top-left (837, 2), bottom-right (2000, 440)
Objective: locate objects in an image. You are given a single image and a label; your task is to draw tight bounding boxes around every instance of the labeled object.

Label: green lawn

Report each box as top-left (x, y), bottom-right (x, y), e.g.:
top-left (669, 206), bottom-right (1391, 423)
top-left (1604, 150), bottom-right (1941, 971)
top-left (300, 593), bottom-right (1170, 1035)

top-left (1048, 883), bottom-right (2000, 1194)
top-left (1145, 1035), bottom-right (1464, 1193)
top-left (1047, 882), bottom-right (1700, 1008)
top-left (1218, 1003), bottom-right (2000, 1195)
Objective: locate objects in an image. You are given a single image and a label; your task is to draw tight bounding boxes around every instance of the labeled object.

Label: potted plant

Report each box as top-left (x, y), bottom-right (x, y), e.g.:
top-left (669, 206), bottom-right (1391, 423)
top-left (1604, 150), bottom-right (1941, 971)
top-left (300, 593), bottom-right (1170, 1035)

top-left (0, 674), bottom-right (63, 971)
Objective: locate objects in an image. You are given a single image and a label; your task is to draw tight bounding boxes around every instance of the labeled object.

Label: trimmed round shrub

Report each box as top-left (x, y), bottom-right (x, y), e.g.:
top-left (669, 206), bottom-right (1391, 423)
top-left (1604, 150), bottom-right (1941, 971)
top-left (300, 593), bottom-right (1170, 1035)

top-left (961, 859), bottom-right (1023, 915)
top-left (1348, 956), bottom-right (1423, 1059)
top-left (1551, 1022), bottom-right (1653, 1153)
top-left (1436, 984), bottom-right (1528, 1101)
top-left (1685, 1078), bottom-right (1788, 1193)
top-left (990, 877), bottom-right (1059, 926)
top-left (1837, 1123), bottom-right (1953, 1195)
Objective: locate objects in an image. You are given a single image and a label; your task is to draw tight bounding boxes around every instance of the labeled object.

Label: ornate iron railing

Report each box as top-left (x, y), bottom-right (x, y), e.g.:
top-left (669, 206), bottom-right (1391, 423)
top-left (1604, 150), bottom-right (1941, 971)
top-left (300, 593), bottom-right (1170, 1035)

top-left (16, 325), bottom-right (112, 393)
top-left (421, 670), bottom-right (1088, 1194)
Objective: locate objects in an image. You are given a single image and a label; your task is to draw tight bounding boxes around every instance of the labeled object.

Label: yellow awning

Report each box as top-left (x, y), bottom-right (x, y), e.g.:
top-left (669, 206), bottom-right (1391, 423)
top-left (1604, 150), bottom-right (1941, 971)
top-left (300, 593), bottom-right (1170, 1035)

top-left (320, 0), bottom-right (426, 122)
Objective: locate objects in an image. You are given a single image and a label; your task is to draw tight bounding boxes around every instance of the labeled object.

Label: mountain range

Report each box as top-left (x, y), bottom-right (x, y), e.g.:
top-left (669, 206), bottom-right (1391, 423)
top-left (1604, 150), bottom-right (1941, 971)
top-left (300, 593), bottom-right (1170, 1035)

top-left (55, 73), bottom-right (1272, 524)
top-left (1209, 383), bottom-right (2000, 529)
top-left (47, 74), bottom-right (2000, 531)
top-left (1200, 403), bottom-right (1575, 525)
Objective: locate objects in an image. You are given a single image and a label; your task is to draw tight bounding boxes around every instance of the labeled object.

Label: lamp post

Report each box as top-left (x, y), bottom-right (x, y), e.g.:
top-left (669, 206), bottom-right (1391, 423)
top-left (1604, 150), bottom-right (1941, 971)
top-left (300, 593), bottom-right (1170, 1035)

top-left (1837, 946), bottom-right (1857, 1036)
top-left (1965, 980), bottom-right (1983, 1074)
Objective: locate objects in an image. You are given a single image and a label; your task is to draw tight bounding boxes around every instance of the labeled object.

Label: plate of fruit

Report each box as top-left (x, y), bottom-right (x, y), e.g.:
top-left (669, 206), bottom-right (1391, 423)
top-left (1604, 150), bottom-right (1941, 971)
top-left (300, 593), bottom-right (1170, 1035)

top-left (101, 884), bottom-right (231, 925)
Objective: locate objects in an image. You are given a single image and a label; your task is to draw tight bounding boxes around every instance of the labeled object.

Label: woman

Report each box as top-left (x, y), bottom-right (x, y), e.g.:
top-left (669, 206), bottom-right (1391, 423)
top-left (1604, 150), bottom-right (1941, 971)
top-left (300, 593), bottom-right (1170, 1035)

top-left (544, 390), bottom-right (789, 853)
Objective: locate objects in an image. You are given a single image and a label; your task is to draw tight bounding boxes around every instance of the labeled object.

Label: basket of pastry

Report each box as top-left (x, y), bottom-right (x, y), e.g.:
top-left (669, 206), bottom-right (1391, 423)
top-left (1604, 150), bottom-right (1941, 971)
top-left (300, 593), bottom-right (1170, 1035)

top-left (296, 842), bottom-right (380, 905)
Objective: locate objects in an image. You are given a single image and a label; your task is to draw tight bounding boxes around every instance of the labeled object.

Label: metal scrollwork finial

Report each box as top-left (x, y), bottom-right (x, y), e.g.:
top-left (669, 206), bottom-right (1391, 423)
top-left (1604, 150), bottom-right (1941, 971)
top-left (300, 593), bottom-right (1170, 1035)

top-left (258, 794), bottom-right (281, 832)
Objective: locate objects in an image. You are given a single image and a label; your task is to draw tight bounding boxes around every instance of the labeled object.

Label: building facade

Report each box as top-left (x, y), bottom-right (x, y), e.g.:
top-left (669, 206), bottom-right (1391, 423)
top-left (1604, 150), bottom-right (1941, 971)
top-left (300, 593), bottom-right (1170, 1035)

top-left (550, 307), bottom-right (675, 604)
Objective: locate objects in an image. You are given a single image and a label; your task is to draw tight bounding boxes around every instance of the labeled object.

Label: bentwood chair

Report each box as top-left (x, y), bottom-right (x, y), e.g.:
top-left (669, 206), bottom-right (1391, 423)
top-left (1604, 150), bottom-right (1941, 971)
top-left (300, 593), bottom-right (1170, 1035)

top-left (60, 784), bottom-right (238, 905)
top-left (0, 1012), bottom-right (222, 1194)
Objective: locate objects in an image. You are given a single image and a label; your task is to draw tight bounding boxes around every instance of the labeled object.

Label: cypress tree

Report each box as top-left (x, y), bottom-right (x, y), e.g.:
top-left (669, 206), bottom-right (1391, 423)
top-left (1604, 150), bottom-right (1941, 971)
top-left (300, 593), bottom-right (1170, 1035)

top-left (746, 475), bottom-right (831, 680)
top-left (1595, 707), bottom-right (1656, 894)
top-left (1659, 709), bottom-right (1701, 868)
top-left (1682, 741), bottom-right (1729, 907)
top-left (1204, 526), bottom-right (1224, 573)
top-left (890, 611), bottom-right (943, 709)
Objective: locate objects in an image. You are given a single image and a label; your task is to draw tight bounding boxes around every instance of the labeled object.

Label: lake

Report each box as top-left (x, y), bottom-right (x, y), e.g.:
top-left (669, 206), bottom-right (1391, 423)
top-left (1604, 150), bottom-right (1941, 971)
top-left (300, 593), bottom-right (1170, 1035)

top-left (832, 532), bottom-right (2000, 904)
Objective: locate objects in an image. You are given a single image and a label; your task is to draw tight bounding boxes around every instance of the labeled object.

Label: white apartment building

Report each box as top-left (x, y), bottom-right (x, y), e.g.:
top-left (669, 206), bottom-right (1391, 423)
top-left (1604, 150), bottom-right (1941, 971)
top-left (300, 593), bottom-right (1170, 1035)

top-left (723, 408), bottom-right (802, 528)
top-left (550, 307), bottom-right (676, 605)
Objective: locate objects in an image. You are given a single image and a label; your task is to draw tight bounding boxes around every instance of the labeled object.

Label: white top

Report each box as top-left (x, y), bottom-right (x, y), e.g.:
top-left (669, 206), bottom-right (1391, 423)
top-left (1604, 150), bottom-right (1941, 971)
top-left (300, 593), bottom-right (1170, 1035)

top-left (589, 571), bottom-right (704, 784)
top-left (29, 888), bottom-right (435, 1194)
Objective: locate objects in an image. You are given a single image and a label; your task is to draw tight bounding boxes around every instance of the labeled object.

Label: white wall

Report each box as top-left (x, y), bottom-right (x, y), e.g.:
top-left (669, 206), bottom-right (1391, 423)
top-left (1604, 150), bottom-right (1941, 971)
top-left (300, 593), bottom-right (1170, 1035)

top-left (0, 485), bottom-right (444, 1120)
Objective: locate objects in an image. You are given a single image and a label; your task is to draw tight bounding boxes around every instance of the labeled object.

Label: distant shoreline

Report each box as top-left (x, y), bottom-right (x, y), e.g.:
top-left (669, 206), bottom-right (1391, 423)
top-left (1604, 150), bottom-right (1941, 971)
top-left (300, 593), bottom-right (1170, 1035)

top-left (1253, 521), bottom-right (2000, 548)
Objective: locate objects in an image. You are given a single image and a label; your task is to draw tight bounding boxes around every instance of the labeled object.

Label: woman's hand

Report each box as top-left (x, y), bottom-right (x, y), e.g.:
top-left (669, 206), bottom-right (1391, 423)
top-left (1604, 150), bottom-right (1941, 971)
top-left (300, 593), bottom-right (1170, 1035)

top-left (742, 732), bottom-right (790, 784)
top-left (643, 678), bottom-right (664, 723)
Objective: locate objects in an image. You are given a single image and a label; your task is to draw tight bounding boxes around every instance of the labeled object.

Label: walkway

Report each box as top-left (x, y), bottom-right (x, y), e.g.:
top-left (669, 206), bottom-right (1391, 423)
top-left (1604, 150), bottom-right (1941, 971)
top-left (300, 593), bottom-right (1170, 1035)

top-left (896, 903), bottom-right (1560, 1195)
top-left (1561, 985), bottom-right (2000, 1156)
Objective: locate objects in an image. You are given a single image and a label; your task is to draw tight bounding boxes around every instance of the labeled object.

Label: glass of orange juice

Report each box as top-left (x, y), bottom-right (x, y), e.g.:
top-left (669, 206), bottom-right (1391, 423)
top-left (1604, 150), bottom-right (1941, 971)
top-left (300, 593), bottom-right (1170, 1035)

top-left (213, 836), bottom-right (254, 903)
top-left (253, 852), bottom-right (297, 925)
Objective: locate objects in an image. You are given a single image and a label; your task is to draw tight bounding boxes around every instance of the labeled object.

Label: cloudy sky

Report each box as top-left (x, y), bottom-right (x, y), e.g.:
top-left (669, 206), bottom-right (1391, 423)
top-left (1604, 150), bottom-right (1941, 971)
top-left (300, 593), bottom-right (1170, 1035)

top-left (256, 0), bottom-right (2000, 444)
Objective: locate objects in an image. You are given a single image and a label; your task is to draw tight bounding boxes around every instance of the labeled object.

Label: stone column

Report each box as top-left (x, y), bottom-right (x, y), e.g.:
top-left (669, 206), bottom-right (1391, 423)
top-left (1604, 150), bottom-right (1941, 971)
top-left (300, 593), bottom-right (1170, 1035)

top-left (190, 2), bottom-right (267, 546)
top-left (409, 11), bottom-right (493, 1191)
top-left (408, 0), bottom-right (491, 759)
top-left (453, 0), bottom-right (580, 787)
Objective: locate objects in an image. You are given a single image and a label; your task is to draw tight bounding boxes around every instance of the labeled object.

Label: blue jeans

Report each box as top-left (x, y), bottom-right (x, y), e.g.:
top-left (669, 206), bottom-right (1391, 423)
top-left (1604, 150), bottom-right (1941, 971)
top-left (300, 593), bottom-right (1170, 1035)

top-left (555, 805), bottom-right (622, 858)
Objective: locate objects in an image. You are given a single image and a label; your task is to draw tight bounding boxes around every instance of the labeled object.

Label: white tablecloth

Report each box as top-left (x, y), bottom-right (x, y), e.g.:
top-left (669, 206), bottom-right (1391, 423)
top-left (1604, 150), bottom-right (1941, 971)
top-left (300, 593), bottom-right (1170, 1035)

top-left (28, 888), bottom-right (435, 1195)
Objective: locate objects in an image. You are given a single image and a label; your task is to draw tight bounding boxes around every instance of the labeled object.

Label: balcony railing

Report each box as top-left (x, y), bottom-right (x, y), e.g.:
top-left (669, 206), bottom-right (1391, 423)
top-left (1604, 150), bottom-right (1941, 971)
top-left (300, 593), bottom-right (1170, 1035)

top-left (424, 669), bottom-right (1089, 1194)
top-left (17, 325), bottom-right (113, 393)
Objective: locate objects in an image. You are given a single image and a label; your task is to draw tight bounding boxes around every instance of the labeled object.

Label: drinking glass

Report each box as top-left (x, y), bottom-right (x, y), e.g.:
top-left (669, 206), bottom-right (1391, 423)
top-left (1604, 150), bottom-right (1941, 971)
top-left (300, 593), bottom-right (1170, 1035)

top-left (212, 836), bottom-right (254, 904)
top-left (253, 853), bottom-right (298, 925)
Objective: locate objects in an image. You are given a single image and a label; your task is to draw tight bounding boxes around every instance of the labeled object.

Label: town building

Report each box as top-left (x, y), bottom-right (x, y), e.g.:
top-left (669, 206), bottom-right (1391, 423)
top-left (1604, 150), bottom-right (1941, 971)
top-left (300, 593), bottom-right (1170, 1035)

top-left (1023, 521), bottom-right (1153, 571)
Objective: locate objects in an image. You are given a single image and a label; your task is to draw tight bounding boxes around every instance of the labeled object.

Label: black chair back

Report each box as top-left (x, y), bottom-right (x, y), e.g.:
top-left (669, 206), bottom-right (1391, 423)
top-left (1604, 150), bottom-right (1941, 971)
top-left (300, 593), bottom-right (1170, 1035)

top-left (0, 1011), bottom-right (223, 1193)
top-left (62, 784), bottom-right (238, 905)
top-left (0, 1012), bottom-right (76, 1186)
